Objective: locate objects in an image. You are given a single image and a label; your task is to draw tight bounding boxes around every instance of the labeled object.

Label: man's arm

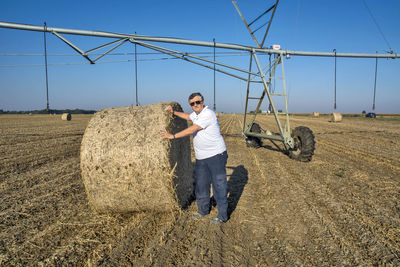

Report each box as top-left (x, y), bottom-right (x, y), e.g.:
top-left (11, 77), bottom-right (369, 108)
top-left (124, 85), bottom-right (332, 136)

top-left (164, 105), bottom-right (190, 121)
top-left (161, 124), bottom-right (202, 140)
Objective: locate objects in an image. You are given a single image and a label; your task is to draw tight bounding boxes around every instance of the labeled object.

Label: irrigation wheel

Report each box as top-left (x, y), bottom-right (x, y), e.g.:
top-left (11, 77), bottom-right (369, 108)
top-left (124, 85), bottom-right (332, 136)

top-left (288, 126), bottom-right (315, 162)
top-left (246, 123), bottom-right (262, 148)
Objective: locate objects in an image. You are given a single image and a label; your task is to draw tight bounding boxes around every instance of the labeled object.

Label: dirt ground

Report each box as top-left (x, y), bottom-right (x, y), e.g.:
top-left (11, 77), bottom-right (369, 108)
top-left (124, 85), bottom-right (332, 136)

top-left (0, 113), bottom-right (399, 266)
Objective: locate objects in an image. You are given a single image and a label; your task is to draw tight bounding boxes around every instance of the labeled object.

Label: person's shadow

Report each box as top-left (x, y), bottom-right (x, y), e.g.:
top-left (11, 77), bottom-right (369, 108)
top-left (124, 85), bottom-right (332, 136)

top-left (226, 165), bottom-right (248, 217)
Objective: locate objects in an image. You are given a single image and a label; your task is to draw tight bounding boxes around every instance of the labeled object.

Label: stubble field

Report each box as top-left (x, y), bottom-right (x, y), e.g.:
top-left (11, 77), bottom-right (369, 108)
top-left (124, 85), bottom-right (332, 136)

top-left (0, 113), bottom-right (399, 266)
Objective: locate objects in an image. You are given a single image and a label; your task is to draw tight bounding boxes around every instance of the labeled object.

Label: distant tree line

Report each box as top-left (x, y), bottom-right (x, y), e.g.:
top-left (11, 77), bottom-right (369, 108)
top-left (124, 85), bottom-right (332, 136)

top-left (0, 108), bottom-right (96, 114)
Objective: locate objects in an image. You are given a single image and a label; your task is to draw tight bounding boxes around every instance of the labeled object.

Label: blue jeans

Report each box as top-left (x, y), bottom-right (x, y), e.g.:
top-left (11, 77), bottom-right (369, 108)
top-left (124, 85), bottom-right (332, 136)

top-left (195, 151), bottom-right (228, 222)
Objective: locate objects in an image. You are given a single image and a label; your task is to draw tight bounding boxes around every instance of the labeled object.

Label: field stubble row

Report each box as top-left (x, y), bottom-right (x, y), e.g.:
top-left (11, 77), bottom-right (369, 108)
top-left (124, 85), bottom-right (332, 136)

top-left (0, 113), bottom-right (399, 265)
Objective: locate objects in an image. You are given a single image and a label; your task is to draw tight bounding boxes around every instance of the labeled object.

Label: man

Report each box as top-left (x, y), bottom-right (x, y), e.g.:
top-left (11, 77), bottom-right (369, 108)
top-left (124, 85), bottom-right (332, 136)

top-left (161, 92), bottom-right (228, 224)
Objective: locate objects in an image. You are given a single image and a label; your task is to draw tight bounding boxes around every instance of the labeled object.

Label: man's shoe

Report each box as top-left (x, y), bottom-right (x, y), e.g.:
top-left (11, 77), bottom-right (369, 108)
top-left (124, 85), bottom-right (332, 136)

top-left (210, 217), bottom-right (225, 224)
top-left (192, 212), bottom-right (207, 220)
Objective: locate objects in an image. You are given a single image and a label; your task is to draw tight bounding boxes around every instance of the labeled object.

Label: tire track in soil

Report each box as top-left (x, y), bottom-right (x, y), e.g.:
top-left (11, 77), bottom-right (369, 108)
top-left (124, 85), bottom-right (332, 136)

top-left (218, 114), bottom-right (234, 134)
top-left (220, 117), bottom-right (276, 265)
top-left (0, 133), bottom-right (83, 146)
top-left (0, 158), bottom-right (89, 265)
top-left (99, 212), bottom-right (178, 266)
top-left (314, 141), bottom-right (400, 262)
top-left (317, 139), bottom-right (400, 172)
top-left (0, 158), bottom-right (80, 201)
top-left (129, 212), bottom-right (230, 266)
top-left (119, 116), bottom-right (264, 266)
top-left (223, 116), bottom-right (320, 265)
top-left (251, 133), bottom-right (400, 265)
top-left (124, 116), bottom-right (399, 265)
top-left (0, 141), bottom-right (80, 180)
top-left (247, 148), bottom-right (311, 265)
top-left (301, 158), bottom-right (400, 264)
top-left (2, 114), bottom-right (399, 265)
top-left (251, 146), bottom-right (366, 265)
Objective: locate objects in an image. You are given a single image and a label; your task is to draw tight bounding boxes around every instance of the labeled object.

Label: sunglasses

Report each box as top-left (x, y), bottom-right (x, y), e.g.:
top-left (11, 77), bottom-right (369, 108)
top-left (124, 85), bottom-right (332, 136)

top-left (189, 100), bottom-right (203, 106)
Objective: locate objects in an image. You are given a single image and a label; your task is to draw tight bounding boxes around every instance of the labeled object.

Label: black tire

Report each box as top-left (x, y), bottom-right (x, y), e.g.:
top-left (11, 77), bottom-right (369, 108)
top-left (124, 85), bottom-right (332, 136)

top-left (288, 126), bottom-right (315, 162)
top-left (246, 123), bottom-right (262, 148)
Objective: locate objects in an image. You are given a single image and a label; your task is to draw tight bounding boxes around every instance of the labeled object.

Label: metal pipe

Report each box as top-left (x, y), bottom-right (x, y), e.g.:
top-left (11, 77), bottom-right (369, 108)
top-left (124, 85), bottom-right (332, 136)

top-left (280, 49), bottom-right (399, 59)
top-left (1, 21), bottom-right (398, 58)
top-left (213, 38), bottom-right (216, 112)
top-left (281, 57), bottom-right (292, 147)
top-left (334, 49), bottom-right (337, 110)
top-left (134, 33), bottom-right (138, 106)
top-left (243, 131), bottom-right (284, 142)
top-left (243, 53), bottom-right (253, 133)
top-left (373, 53), bottom-right (378, 110)
top-left (43, 22), bottom-right (49, 112)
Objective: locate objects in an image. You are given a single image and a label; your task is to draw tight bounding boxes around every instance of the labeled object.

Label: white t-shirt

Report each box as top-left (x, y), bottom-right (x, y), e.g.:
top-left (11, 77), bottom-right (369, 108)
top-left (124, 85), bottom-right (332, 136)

top-left (189, 106), bottom-right (226, 160)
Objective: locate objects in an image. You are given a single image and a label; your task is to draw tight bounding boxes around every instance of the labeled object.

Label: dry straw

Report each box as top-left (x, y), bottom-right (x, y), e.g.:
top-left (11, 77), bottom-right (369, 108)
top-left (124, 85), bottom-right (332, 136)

top-left (313, 112), bottom-right (319, 117)
top-left (80, 102), bottom-right (194, 213)
top-left (61, 113), bottom-right (72, 121)
top-left (330, 112), bottom-right (342, 122)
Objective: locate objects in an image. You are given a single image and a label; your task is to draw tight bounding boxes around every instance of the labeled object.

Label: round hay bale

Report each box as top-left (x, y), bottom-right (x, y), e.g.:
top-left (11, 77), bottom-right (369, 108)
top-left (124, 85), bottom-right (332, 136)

top-left (80, 102), bottom-right (194, 213)
top-left (61, 113), bottom-right (71, 121)
top-left (331, 112), bottom-right (342, 122)
top-left (313, 112), bottom-right (319, 117)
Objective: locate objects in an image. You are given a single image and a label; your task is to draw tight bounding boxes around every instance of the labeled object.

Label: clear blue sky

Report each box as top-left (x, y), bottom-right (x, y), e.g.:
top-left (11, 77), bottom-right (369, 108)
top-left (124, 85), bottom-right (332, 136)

top-left (1, 0), bottom-right (399, 113)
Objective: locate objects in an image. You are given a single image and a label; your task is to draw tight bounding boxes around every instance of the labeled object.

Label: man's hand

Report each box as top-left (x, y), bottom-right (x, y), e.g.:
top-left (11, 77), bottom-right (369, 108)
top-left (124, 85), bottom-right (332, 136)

top-left (165, 105), bottom-right (191, 121)
top-left (160, 129), bottom-right (174, 139)
top-left (164, 105), bottom-right (173, 114)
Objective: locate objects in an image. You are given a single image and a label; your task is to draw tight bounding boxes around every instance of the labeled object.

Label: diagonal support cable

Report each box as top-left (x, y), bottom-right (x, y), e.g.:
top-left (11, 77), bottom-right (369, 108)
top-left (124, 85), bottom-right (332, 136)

top-left (232, 0), bottom-right (261, 47)
top-left (248, 4), bottom-right (276, 27)
top-left (232, 0), bottom-right (279, 48)
top-left (130, 38), bottom-right (262, 81)
top-left (362, 0), bottom-right (392, 51)
top-left (52, 31), bottom-right (94, 64)
top-left (131, 40), bottom-right (249, 82)
top-left (260, 0), bottom-right (279, 48)
top-left (52, 31), bottom-right (129, 64)
top-left (91, 38), bottom-right (129, 63)
top-left (252, 21), bottom-right (270, 35)
top-left (86, 38), bottom-right (128, 54)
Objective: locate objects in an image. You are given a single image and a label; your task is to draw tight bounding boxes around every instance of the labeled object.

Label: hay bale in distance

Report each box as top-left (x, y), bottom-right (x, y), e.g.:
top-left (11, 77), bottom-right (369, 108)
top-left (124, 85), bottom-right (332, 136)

top-left (331, 112), bottom-right (342, 122)
top-left (80, 103), bottom-right (194, 213)
top-left (61, 113), bottom-right (71, 121)
top-left (313, 112), bottom-right (320, 117)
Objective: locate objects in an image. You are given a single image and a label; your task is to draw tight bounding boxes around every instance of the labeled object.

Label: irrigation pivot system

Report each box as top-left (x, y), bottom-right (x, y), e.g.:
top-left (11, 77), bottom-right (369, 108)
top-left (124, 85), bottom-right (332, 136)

top-left (0, 1), bottom-right (398, 162)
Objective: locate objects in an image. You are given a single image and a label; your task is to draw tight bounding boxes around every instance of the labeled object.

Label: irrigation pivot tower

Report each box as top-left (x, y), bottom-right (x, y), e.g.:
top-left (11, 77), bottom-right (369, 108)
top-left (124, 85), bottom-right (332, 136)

top-left (0, 1), bottom-right (398, 161)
